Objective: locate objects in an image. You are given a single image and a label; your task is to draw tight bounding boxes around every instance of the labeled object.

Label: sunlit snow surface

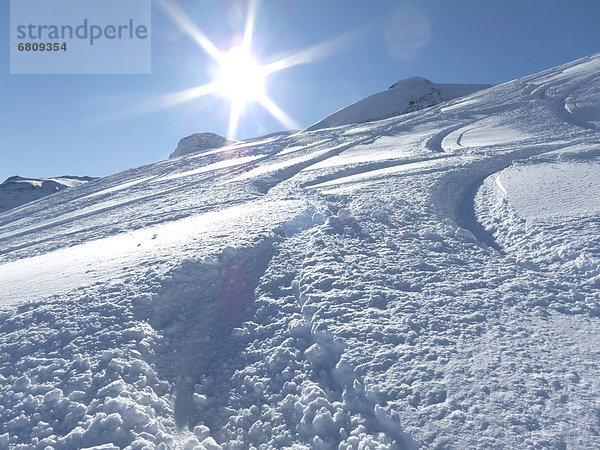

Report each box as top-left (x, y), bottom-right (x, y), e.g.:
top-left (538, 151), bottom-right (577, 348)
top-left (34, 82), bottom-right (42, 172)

top-left (1, 54), bottom-right (600, 449)
top-left (497, 161), bottom-right (600, 220)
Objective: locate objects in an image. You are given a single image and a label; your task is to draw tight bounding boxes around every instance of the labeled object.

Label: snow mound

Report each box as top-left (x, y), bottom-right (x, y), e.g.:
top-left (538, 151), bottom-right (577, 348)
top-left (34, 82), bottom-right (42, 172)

top-left (306, 76), bottom-right (492, 131)
top-left (0, 176), bottom-right (94, 214)
top-left (169, 133), bottom-right (238, 158)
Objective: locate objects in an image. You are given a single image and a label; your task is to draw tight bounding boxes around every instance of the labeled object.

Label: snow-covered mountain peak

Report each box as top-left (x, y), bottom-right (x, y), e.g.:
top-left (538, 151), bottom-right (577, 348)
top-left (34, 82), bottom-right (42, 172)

top-left (0, 175), bottom-right (94, 213)
top-left (169, 132), bottom-right (238, 158)
top-left (306, 77), bottom-right (492, 131)
top-left (388, 76), bottom-right (434, 90)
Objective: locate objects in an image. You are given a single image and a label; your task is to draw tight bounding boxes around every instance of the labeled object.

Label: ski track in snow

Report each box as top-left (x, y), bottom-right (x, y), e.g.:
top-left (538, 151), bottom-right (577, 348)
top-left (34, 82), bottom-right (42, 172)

top-left (424, 124), bottom-right (464, 153)
top-left (1, 54), bottom-right (600, 448)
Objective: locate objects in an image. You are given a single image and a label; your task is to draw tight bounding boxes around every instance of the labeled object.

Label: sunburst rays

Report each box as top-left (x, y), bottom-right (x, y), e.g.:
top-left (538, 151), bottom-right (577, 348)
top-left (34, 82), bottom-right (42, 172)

top-left (151, 0), bottom-right (363, 138)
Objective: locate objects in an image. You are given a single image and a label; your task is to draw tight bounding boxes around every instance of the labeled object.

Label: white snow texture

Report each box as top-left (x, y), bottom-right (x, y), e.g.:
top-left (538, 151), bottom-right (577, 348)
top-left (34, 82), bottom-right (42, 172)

top-left (1, 53), bottom-right (600, 449)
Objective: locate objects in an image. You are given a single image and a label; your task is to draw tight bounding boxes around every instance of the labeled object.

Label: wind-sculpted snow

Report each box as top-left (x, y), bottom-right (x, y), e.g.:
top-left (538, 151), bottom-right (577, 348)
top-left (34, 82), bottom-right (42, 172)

top-left (1, 53), bottom-right (600, 448)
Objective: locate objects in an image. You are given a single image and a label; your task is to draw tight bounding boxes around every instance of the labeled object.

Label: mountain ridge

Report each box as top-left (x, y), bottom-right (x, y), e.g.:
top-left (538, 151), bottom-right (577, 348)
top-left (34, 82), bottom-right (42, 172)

top-left (306, 76), bottom-right (493, 131)
top-left (0, 175), bottom-right (95, 213)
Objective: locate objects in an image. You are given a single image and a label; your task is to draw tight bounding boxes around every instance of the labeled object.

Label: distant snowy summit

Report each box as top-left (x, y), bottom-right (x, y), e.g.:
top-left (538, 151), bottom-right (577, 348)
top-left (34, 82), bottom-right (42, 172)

top-left (306, 76), bottom-right (493, 131)
top-left (0, 175), bottom-right (95, 213)
top-left (169, 132), bottom-right (238, 158)
top-left (168, 130), bottom-right (298, 158)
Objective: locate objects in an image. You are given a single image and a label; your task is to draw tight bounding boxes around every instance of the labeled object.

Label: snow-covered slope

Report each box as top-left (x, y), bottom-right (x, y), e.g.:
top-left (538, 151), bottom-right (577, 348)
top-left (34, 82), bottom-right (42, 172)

top-left (306, 76), bottom-right (492, 131)
top-left (0, 175), bottom-right (95, 213)
top-left (169, 132), bottom-right (239, 158)
top-left (1, 53), bottom-right (600, 448)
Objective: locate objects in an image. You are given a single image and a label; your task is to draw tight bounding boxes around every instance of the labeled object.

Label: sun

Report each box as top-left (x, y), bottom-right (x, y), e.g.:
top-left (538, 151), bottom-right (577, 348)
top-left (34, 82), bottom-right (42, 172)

top-left (155, 0), bottom-right (304, 138)
top-left (154, 0), bottom-right (362, 138)
top-left (217, 46), bottom-right (265, 104)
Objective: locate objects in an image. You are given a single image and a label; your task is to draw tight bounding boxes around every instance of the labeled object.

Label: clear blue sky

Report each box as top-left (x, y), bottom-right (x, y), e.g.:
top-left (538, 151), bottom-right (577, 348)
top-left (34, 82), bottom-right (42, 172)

top-left (1, 0), bottom-right (599, 182)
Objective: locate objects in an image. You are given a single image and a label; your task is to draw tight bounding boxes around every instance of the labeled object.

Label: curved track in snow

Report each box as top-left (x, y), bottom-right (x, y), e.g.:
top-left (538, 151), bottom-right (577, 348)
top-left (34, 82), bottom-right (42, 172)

top-left (424, 124), bottom-right (465, 153)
